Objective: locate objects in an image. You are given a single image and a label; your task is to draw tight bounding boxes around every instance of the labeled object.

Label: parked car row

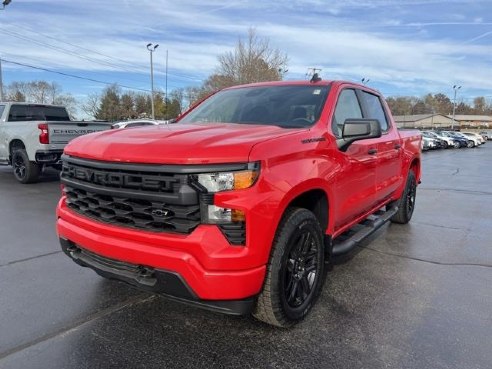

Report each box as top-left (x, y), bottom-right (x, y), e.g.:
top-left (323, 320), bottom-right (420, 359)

top-left (421, 130), bottom-right (487, 151)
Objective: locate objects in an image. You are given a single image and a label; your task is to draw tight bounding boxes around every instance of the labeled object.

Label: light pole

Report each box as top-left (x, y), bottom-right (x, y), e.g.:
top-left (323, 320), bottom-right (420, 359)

top-left (147, 43), bottom-right (159, 119)
top-left (452, 85), bottom-right (461, 130)
top-left (1, 1), bottom-right (13, 101)
top-left (1, 0), bottom-right (12, 10)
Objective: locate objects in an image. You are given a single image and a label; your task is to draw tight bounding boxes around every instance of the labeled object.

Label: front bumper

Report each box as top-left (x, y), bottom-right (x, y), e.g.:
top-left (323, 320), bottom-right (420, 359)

top-left (60, 239), bottom-right (255, 315)
top-left (57, 200), bottom-right (266, 306)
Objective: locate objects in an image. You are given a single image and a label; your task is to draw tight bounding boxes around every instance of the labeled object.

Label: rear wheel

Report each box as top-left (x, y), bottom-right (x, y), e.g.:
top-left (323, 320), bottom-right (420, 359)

top-left (467, 140), bottom-right (474, 148)
top-left (12, 149), bottom-right (41, 184)
top-left (253, 208), bottom-right (325, 327)
top-left (390, 170), bottom-right (417, 224)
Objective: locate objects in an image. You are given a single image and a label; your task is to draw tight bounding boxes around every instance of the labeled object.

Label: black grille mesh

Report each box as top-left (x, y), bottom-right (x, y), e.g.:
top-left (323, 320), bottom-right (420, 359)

top-left (65, 186), bottom-right (200, 233)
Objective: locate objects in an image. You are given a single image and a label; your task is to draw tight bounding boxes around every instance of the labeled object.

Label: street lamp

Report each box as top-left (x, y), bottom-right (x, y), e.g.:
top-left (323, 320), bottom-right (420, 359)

top-left (1, 0), bottom-right (12, 10)
top-left (451, 85), bottom-right (461, 130)
top-left (147, 43), bottom-right (159, 119)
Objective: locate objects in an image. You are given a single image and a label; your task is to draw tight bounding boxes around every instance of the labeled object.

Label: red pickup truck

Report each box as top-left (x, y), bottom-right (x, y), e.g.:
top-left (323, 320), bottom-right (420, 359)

top-left (57, 80), bottom-right (421, 327)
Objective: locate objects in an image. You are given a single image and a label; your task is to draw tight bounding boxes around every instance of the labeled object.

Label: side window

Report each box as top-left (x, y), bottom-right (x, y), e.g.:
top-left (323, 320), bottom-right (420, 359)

top-left (332, 89), bottom-right (363, 138)
top-left (8, 105), bottom-right (29, 122)
top-left (361, 92), bottom-right (389, 131)
top-left (0, 105), bottom-right (5, 120)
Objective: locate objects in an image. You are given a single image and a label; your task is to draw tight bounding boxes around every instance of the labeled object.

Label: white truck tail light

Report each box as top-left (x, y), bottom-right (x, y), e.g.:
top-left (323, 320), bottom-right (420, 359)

top-left (38, 123), bottom-right (49, 144)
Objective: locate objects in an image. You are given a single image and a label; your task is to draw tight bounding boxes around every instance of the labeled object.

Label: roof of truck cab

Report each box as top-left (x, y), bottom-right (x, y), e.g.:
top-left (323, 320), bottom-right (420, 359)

top-left (222, 79), bottom-right (382, 95)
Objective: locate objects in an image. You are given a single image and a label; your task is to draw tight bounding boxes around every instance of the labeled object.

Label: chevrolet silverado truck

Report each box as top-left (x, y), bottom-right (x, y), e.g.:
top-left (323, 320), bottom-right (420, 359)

top-left (57, 80), bottom-right (421, 327)
top-left (0, 102), bottom-right (111, 183)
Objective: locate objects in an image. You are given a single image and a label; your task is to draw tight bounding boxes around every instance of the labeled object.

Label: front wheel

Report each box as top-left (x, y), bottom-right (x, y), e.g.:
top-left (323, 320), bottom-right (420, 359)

top-left (467, 140), bottom-right (474, 148)
top-left (12, 149), bottom-right (41, 184)
top-left (253, 208), bottom-right (325, 327)
top-left (390, 170), bottom-right (417, 224)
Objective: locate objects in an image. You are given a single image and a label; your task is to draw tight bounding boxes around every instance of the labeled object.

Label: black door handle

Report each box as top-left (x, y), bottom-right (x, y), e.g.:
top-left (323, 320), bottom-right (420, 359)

top-left (368, 149), bottom-right (377, 155)
top-left (394, 144), bottom-right (401, 150)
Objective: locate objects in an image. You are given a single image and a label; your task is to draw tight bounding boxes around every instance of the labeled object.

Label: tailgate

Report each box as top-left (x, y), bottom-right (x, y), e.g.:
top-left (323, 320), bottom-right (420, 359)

top-left (48, 122), bottom-right (111, 144)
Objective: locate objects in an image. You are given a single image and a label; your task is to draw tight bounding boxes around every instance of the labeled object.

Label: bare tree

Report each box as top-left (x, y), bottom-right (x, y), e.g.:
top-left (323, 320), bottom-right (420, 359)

top-left (210, 28), bottom-right (288, 90)
top-left (82, 93), bottom-right (101, 119)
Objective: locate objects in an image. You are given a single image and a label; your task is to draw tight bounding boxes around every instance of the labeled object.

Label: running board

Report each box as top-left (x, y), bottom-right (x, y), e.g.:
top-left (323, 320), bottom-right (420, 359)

top-left (331, 206), bottom-right (399, 256)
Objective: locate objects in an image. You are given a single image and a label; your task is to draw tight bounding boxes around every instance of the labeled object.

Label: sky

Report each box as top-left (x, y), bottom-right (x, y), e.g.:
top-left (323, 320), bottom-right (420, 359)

top-left (1, 0), bottom-right (492, 115)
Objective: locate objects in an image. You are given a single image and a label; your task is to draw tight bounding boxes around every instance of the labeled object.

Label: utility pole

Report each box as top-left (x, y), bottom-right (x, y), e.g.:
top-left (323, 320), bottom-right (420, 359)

top-left (165, 49), bottom-right (168, 120)
top-left (0, 57), bottom-right (4, 101)
top-left (146, 43), bottom-right (159, 119)
top-left (0, 1), bottom-right (12, 101)
top-left (452, 85), bottom-right (461, 130)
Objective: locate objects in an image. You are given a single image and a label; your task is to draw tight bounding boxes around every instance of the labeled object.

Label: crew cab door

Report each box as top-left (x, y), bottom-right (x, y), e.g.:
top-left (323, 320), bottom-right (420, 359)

top-left (330, 89), bottom-right (378, 230)
top-left (359, 91), bottom-right (403, 201)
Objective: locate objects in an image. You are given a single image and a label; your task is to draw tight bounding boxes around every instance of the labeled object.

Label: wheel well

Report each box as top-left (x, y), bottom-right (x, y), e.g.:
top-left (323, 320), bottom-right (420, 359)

top-left (9, 140), bottom-right (26, 155)
top-left (288, 189), bottom-right (328, 232)
top-left (410, 158), bottom-right (420, 179)
top-left (9, 140), bottom-right (26, 163)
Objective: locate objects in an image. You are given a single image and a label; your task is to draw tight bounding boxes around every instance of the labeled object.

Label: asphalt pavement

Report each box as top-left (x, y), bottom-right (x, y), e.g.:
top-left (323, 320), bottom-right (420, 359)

top-left (0, 144), bottom-right (491, 369)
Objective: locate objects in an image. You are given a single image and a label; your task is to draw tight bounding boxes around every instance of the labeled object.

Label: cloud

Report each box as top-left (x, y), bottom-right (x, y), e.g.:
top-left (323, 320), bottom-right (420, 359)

top-left (1, 0), bottom-right (491, 98)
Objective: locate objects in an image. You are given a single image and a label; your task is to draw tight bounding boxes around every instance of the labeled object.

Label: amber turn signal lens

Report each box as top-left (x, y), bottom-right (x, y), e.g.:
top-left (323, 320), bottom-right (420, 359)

top-left (231, 209), bottom-right (246, 222)
top-left (233, 170), bottom-right (259, 190)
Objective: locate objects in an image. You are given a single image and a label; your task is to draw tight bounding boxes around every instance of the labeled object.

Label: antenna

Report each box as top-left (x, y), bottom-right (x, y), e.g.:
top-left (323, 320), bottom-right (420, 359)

top-left (305, 67), bottom-right (322, 80)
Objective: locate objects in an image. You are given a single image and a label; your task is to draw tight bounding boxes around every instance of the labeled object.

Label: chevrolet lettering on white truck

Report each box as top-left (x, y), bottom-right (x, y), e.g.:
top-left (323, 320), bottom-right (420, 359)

top-left (0, 102), bottom-right (111, 183)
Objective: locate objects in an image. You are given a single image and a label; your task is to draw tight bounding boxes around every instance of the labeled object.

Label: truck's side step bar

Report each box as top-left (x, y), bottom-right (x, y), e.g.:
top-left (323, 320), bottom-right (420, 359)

top-left (331, 206), bottom-right (399, 256)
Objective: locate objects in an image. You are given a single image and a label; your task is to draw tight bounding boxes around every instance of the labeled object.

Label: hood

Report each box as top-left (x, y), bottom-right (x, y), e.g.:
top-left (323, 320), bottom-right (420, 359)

top-left (64, 123), bottom-right (300, 164)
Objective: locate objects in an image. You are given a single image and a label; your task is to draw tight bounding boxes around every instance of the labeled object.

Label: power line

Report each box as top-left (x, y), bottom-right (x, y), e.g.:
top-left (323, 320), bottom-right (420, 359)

top-left (1, 28), bottom-right (150, 82)
top-left (12, 23), bottom-right (148, 71)
top-left (0, 24), bottom-right (203, 83)
top-left (2, 58), bottom-right (151, 92)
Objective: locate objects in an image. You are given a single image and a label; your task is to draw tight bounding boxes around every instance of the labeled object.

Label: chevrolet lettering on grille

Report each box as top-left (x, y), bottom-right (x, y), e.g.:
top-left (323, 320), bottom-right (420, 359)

top-left (62, 164), bottom-right (177, 191)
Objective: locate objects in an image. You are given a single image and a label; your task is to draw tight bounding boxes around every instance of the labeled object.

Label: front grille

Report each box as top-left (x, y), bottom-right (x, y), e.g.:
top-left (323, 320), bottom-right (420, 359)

top-left (65, 186), bottom-right (200, 233)
top-left (61, 157), bottom-right (200, 234)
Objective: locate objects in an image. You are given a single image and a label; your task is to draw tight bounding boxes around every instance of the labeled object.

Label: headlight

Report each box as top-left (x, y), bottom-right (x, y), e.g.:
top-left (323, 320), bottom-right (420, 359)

top-left (196, 164), bottom-right (260, 225)
top-left (197, 168), bottom-right (259, 192)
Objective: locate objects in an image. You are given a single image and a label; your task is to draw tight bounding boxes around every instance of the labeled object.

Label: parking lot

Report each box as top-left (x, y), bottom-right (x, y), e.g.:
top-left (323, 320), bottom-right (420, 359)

top-left (0, 144), bottom-right (491, 369)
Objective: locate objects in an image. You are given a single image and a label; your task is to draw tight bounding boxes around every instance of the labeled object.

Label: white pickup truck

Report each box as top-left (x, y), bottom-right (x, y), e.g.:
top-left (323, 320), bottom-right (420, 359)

top-left (0, 102), bottom-right (111, 183)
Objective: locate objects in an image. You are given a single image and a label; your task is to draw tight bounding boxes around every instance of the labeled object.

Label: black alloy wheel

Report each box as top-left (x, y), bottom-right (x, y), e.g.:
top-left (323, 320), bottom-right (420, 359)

top-left (390, 170), bottom-right (417, 224)
top-left (253, 208), bottom-right (325, 327)
top-left (282, 228), bottom-right (319, 309)
top-left (13, 153), bottom-right (27, 180)
top-left (11, 149), bottom-right (41, 184)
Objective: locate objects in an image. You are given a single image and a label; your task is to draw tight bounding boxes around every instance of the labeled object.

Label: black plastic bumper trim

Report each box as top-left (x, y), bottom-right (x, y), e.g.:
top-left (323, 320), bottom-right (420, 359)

top-left (60, 238), bottom-right (255, 316)
top-left (35, 150), bottom-right (63, 163)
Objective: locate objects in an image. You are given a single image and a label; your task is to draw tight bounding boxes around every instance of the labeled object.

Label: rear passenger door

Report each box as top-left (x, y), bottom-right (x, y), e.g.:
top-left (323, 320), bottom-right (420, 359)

top-left (359, 91), bottom-right (403, 202)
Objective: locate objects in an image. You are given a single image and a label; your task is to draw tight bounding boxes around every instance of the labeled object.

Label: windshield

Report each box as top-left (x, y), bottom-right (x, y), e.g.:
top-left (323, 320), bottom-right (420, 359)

top-left (180, 85), bottom-right (330, 128)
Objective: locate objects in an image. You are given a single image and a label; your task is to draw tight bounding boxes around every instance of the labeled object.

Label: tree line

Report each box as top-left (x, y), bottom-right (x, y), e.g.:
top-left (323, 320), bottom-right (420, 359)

top-left (386, 94), bottom-right (492, 116)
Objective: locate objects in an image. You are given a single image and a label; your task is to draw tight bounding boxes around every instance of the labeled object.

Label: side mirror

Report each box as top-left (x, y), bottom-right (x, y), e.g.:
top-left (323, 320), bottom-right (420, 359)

top-left (340, 118), bottom-right (382, 151)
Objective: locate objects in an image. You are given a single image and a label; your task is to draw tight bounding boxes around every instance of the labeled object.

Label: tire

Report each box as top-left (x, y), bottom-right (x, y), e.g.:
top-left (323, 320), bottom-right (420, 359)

top-left (453, 141), bottom-right (460, 149)
top-left (467, 140), bottom-right (474, 148)
top-left (390, 170), bottom-right (417, 224)
top-left (253, 208), bottom-right (325, 327)
top-left (12, 149), bottom-right (41, 184)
